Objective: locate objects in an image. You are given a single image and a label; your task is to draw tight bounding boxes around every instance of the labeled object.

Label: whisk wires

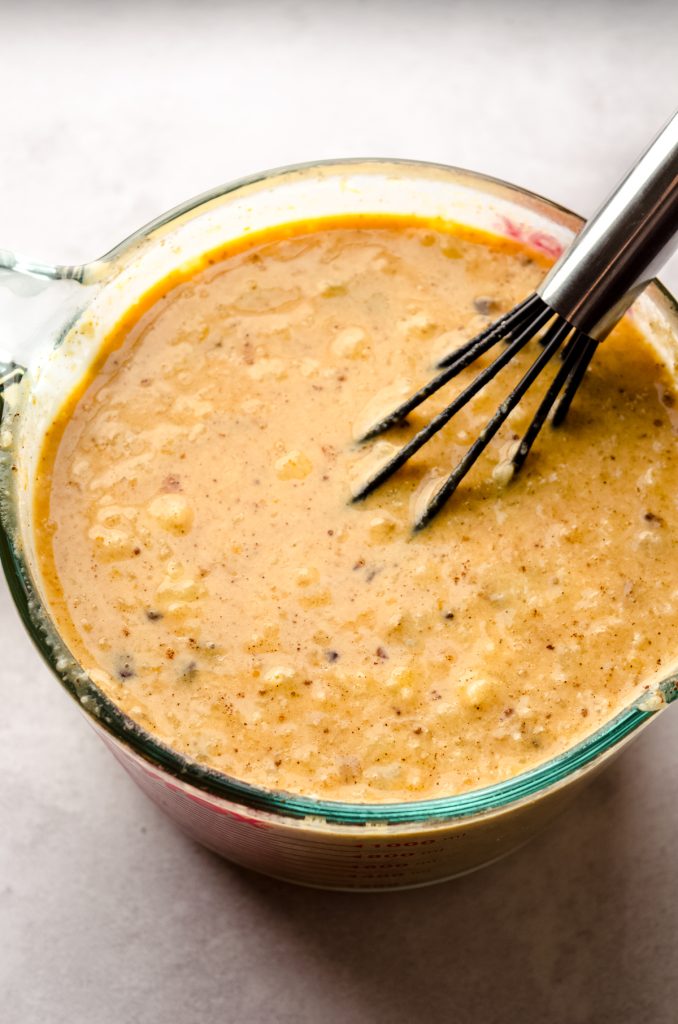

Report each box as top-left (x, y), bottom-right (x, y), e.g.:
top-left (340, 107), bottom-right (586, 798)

top-left (351, 294), bottom-right (595, 528)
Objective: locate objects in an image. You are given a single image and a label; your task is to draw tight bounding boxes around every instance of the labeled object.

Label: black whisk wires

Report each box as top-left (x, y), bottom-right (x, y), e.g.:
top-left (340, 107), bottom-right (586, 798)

top-left (351, 294), bottom-right (596, 530)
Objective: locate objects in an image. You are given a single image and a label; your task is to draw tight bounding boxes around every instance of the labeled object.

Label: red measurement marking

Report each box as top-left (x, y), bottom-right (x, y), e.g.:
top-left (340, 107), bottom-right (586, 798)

top-left (528, 230), bottom-right (564, 259)
top-left (499, 215), bottom-right (524, 240)
top-left (498, 216), bottom-right (564, 260)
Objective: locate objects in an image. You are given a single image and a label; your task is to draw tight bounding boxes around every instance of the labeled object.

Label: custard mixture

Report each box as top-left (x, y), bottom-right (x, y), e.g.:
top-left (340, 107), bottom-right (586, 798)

top-left (34, 218), bottom-right (678, 802)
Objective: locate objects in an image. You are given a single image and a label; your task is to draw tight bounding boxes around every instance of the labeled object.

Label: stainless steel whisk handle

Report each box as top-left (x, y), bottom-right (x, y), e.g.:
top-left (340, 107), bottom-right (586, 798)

top-left (538, 109), bottom-right (678, 341)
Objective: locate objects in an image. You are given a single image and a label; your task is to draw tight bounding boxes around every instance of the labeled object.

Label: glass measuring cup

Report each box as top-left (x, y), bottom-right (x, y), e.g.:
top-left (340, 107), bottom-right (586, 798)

top-left (2, 160), bottom-right (677, 889)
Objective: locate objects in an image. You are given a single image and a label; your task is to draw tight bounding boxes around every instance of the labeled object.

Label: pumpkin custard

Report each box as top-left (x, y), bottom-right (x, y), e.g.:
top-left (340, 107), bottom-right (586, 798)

top-left (34, 217), bottom-right (678, 802)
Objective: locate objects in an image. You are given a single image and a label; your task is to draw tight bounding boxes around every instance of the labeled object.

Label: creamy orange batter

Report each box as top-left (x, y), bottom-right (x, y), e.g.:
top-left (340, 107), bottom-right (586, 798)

top-left (34, 217), bottom-right (678, 802)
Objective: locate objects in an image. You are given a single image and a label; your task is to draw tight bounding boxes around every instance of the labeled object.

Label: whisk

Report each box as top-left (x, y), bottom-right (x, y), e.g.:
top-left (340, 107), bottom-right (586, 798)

top-left (353, 109), bottom-right (678, 529)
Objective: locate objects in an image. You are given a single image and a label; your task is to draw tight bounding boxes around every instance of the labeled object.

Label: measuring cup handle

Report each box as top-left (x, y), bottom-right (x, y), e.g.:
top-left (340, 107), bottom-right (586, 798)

top-left (0, 248), bottom-right (86, 282)
top-left (0, 251), bottom-right (94, 394)
top-left (0, 361), bottom-right (25, 392)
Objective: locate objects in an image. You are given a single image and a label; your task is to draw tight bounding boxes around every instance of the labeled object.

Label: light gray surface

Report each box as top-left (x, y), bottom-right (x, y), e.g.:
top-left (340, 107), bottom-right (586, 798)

top-left (1, 2), bottom-right (678, 1022)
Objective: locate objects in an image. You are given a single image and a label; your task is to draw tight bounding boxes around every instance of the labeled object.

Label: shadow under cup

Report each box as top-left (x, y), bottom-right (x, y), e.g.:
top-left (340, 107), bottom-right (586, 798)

top-left (2, 160), bottom-right (678, 889)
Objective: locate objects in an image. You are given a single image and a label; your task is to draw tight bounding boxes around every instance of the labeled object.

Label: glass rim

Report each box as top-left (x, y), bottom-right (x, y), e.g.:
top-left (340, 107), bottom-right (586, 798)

top-left (3, 156), bottom-right (678, 828)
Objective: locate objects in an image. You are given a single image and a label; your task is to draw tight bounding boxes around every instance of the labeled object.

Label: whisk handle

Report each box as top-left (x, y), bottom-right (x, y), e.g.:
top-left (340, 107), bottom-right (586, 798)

top-left (538, 109), bottom-right (678, 341)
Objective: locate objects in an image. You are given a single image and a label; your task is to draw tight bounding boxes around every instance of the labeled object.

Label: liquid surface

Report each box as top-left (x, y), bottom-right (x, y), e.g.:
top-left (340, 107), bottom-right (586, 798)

top-left (35, 219), bottom-right (678, 802)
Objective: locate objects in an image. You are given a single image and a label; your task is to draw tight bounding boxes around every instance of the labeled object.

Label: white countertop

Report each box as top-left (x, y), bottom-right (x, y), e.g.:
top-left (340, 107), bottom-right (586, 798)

top-left (2, 2), bottom-right (678, 1021)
